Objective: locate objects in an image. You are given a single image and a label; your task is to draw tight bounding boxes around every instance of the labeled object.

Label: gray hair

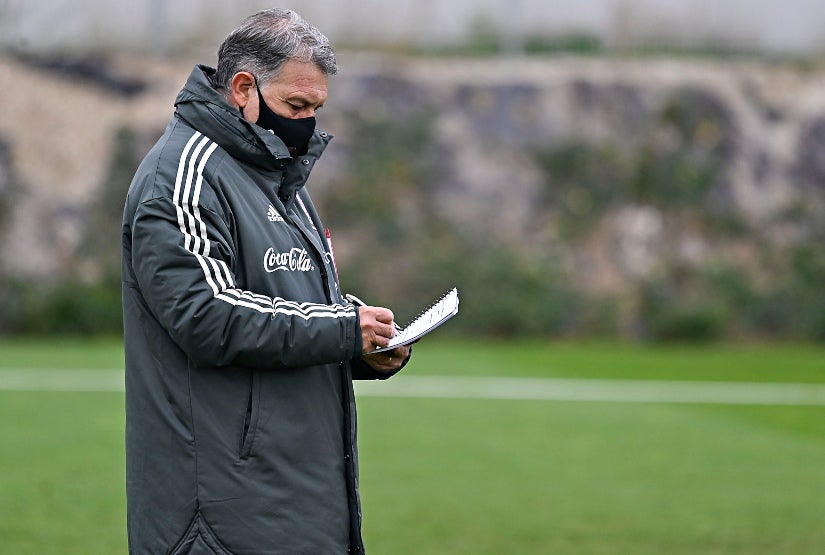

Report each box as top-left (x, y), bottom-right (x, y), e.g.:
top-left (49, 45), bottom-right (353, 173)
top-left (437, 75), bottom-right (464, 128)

top-left (214, 8), bottom-right (337, 92)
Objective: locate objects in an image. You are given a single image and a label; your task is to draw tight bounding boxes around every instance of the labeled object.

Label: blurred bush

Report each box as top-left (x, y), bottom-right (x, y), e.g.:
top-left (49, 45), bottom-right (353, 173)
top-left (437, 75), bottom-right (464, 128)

top-left (0, 137), bottom-right (17, 231)
top-left (0, 276), bottom-right (122, 335)
top-left (638, 248), bottom-right (825, 342)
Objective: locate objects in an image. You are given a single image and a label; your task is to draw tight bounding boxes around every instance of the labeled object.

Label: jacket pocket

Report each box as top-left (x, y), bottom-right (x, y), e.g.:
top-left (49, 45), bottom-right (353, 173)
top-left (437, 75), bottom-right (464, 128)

top-left (239, 370), bottom-right (261, 460)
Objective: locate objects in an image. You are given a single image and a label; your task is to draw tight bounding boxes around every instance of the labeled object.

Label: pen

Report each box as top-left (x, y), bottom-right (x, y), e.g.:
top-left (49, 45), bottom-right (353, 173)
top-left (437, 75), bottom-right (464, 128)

top-left (345, 294), bottom-right (403, 332)
top-left (344, 293), bottom-right (368, 308)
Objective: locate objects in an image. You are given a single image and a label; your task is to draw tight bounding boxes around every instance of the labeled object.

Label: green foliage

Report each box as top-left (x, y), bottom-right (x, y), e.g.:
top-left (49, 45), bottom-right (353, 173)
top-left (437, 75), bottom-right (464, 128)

top-left (321, 96), bottom-right (820, 343)
top-left (523, 33), bottom-right (603, 55)
top-left (446, 247), bottom-right (581, 336)
top-left (768, 247), bottom-right (825, 339)
top-left (630, 92), bottom-right (729, 206)
top-left (0, 276), bottom-right (122, 336)
top-left (528, 86), bottom-right (824, 343)
top-left (414, 25), bottom-right (604, 57)
top-left (534, 142), bottom-right (626, 237)
top-left (0, 137), bottom-right (21, 245)
top-left (323, 111), bottom-right (434, 239)
top-left (640, 278), bottom-right (730, 342)
top-left (535, 88), bottom-right (732, 237)
top-left (630, 145), bottom-right (719, 205)
top-left (638, 251), bottom-right (825, 342)
top-left (644, 300), bottom-right (730, 342)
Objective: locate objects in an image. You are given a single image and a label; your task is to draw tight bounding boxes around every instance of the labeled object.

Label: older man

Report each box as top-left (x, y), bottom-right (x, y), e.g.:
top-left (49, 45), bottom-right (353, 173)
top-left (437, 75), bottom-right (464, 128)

top-left (122, 9), bottom-right (410, 554)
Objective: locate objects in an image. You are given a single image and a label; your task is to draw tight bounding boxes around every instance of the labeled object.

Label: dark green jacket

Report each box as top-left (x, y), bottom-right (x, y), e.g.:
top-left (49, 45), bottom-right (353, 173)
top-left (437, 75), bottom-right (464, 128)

top-left (122, 65), bottom-right (393, 554)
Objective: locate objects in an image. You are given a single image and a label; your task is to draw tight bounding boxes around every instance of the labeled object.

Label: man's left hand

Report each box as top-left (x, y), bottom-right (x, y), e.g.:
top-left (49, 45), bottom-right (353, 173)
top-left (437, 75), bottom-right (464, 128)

top-left (362, 345), bottom-right (411, 373)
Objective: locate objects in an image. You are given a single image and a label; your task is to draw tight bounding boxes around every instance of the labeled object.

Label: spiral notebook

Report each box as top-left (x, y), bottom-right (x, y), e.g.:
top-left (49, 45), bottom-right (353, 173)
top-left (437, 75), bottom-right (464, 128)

top-left (371, 288), bottom-right (459, 352)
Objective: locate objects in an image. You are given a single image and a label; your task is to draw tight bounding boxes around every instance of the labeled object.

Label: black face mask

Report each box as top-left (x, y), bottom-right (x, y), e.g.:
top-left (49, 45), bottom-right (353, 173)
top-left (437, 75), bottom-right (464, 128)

top-left (253, 80), bottom-right (315, 157)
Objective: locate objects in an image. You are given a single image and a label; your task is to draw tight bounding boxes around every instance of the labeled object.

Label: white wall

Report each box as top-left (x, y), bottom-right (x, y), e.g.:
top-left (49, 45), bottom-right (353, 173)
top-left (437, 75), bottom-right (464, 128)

top-left (2, 0), bottom-right (825, 55)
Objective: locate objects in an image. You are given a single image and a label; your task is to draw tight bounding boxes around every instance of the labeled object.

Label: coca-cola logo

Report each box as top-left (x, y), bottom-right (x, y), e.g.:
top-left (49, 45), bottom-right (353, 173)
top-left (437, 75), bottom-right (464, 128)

top-left (263, 247), bottom-right (315, 273)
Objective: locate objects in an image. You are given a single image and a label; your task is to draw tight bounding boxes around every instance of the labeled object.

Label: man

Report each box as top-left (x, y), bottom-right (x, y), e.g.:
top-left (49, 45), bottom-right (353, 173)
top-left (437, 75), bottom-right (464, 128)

top-left (122, 9), bottom-right (410, 554)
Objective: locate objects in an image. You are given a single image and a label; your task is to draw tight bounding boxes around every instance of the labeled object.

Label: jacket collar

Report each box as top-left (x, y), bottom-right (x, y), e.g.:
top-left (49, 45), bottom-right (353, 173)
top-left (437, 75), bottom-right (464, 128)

top-left (173, 65), bottom-right (331, 175)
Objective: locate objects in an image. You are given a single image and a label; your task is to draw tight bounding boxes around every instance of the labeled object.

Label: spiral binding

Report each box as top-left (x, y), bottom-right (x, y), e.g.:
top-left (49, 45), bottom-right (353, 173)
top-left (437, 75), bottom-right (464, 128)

top-left (402, 287), bottom-right (458, 330)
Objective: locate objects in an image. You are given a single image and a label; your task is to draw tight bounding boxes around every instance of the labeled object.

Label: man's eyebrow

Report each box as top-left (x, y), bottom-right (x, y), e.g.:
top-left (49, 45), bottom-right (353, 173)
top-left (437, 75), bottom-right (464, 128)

top-left (287, 94), bottom-right (325, 107)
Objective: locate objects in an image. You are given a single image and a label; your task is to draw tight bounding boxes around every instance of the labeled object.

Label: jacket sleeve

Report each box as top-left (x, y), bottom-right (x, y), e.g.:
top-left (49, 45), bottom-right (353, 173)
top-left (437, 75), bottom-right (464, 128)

top-left (128, 189), bottom-right (361, 371)
top-left (350, 351), bottom-right (411, 380)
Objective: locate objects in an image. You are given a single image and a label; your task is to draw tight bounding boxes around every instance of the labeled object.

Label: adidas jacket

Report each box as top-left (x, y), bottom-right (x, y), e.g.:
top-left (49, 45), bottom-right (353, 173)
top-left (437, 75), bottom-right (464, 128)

top-left (121, 65), bottom-right (396, 554)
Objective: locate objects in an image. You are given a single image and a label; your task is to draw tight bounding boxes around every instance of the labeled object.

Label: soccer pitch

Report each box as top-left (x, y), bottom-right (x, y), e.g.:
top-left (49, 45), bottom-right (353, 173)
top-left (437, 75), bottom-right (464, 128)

top-left (0, 338), bottom-right (824, 554)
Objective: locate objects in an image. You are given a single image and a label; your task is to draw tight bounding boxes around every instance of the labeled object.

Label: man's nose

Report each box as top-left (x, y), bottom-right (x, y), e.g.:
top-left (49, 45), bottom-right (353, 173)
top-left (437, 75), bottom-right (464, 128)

top-left (293, 107), bottom-right (316, 118)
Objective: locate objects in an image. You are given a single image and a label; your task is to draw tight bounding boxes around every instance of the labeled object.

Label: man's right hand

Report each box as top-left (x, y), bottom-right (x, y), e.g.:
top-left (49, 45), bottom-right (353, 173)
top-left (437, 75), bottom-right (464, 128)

top-left (358, 306), bottom-right (396, 353)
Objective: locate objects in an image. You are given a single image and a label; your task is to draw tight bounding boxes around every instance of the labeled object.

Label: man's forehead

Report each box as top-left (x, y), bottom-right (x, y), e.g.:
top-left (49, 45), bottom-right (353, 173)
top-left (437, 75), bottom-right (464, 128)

top-left (270, 59), bottom-right (328, 91)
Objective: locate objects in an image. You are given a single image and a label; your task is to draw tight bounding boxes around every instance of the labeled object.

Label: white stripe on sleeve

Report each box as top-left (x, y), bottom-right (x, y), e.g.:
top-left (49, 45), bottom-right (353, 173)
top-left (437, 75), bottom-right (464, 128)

top-left (172, 131), bottom-right (355, 322)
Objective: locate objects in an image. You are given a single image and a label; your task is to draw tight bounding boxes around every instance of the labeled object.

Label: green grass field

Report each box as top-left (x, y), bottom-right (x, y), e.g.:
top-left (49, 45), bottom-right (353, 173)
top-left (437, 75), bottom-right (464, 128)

top-left (1, 338), bottom-right (824, 554)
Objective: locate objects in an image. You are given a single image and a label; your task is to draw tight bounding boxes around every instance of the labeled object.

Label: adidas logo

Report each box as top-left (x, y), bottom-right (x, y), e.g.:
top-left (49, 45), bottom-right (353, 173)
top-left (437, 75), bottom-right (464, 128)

top-left (267, 205), bottom-right (285, 222)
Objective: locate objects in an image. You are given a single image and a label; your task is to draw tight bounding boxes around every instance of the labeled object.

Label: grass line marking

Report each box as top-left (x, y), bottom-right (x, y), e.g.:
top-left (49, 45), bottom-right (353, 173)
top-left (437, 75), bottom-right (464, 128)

top-left (357, 376), bottom-right (825, 405)
top-left (0, 369), bottom-right (125, 392)
top-left (2, 369), bottom-right (825, 405)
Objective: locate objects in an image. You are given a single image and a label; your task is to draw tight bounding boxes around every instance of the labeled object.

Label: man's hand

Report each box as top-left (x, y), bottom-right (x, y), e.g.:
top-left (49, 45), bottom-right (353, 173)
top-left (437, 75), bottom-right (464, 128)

top-left (362, 344), bottom-right (411, 373)
top-left (358, 306), bottom-right (410, 372)
top-left (359, 306), bottom-right (396, 352)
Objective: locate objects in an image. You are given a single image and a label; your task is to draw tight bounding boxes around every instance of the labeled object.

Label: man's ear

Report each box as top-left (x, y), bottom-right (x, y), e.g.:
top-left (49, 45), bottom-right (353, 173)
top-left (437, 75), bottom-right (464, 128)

top-left (229, 71), bottom-right (256, 113)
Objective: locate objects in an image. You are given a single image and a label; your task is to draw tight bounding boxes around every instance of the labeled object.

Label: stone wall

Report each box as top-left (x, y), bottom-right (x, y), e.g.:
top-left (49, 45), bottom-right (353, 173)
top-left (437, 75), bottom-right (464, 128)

top-left (1, 52), bottom-right (823, 337)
